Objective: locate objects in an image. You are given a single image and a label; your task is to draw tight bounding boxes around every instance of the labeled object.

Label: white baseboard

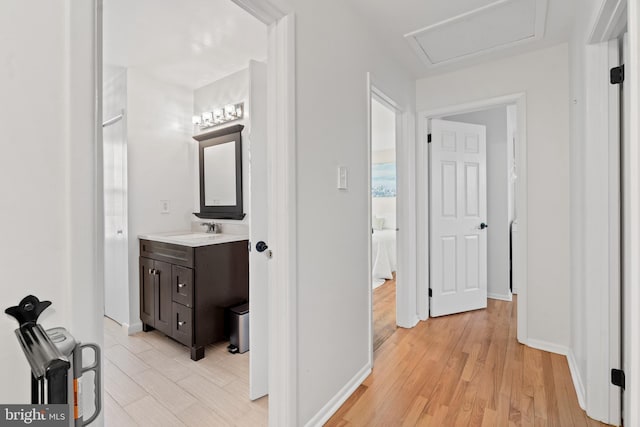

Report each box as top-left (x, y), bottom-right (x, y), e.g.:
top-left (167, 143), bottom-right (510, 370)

top-left (123, 322), bottom-right (142, 335)
top-left (488, 292), bottom-right (513, 302)
top-left (526, 338), bottom-right (569, 356)
top-left (304, 364), bottom-right (371, 427)
top-left (397, 315), bottom-right (419, 329)
top-left (567, 350), bottom-right (586, 410)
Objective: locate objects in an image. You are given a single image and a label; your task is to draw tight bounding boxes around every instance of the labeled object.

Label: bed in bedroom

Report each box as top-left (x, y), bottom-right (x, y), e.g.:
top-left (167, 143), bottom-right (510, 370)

top-left (372, 229), bottom-right (397, 289)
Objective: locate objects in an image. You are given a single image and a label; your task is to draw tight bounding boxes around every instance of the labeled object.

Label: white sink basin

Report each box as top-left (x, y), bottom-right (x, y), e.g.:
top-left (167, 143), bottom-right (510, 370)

top-left (168, 233), bottom-right (226, 240)
top-left (139, 231), bottom-right (248, 247)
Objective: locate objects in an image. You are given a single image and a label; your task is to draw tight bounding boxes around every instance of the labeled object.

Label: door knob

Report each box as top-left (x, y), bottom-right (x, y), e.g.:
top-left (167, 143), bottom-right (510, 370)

top-left (256, 241), bottom-right (269, 252)
top-left (480, 223), bottom-right (488, 230)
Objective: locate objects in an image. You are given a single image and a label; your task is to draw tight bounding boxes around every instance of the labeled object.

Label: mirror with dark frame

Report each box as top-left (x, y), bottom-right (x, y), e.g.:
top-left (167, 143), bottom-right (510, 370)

top-left (193, 124), bottom-right (245, 220)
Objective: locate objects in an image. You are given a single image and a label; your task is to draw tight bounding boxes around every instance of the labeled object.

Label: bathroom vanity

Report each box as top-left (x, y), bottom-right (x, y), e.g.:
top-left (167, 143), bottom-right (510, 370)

top-left (138, 232), bottom-right (248, 361)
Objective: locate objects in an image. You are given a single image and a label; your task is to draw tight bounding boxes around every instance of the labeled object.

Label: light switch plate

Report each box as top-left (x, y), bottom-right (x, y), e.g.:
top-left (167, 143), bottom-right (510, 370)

top-left (160, 200), bottom-right (170, 214)
top-left (337, 166), bottom-right (348, 190)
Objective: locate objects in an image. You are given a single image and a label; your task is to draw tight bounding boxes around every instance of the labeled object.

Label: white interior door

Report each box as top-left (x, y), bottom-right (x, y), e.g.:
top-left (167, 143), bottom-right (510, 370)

top-left (248, 61), bottom-right (268, 400)
top-left (430, 119), bottom-right (487, 317)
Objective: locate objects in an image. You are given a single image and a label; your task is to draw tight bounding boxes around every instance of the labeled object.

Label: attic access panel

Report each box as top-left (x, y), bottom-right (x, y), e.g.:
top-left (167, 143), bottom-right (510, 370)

top-left (405, 0), bottom-right (548, 68)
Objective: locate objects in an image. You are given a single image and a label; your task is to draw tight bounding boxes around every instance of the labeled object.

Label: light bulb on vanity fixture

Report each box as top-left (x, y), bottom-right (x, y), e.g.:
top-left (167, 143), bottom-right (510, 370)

top-left (192, 102), bottom-right (244, 131)
top-left (213, 108), bottom-right (224, 124)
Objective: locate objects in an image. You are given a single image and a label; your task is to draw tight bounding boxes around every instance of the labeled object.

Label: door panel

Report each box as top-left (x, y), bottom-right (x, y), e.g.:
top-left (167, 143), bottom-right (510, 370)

top-left (139, 257), bottom-right (155, 327)
top-left (154, 260), bottom-right (172, 335)
top-left (441, 236), bottom-right (457, 293)
top-left (430, 119), bottom-right (487, 317)
top-left (248, 61), bottom-right (269, 400)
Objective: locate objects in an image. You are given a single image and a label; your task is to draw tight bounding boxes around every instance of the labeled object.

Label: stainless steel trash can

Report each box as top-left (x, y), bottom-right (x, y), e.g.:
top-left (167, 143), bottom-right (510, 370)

top-left (228, 303), bottom-right (249, 354)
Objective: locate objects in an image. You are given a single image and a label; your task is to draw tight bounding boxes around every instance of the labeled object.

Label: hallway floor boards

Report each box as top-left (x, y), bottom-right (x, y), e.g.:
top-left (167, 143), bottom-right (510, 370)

top-left (327, 297), bottom-right (610, 427)
top-left (373, 277), bottom-right (397, 351)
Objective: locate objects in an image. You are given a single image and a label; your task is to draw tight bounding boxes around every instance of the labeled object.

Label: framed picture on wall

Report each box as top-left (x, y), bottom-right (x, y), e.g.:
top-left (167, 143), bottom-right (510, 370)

top-left (372, 162), bottom-right (396, 198)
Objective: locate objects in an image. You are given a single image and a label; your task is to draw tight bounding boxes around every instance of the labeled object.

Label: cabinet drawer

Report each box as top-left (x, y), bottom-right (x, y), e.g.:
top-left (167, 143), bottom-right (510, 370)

top-left (172, 302), bottom-right (192, 346)
top-left (172, 265), bottom-right (193, 308)
top-left (140, 240), bottom-right (194, 268)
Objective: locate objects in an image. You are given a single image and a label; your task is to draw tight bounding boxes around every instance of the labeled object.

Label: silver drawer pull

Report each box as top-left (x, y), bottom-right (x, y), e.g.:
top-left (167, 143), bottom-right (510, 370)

top-left (178, 321), bottom-right (186, 326)
top-left (178, 283), bottom-right (187, 288)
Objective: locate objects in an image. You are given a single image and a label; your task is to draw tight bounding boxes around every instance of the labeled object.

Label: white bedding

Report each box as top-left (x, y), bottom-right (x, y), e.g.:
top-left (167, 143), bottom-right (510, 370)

top-left (372, 229), bottom-right (397, 289)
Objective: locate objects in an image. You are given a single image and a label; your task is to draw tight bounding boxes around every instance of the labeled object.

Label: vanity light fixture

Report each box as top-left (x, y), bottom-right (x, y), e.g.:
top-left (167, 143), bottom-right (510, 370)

top-left (192, 102), bottom-right (244, 130)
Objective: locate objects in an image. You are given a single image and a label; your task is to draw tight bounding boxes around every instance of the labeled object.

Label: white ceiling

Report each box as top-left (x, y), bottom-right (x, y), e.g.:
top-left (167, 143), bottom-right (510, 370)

top-left (103, 0), bottom-right (267, 89)
top-left (348, 0), bottom-right (576, 77)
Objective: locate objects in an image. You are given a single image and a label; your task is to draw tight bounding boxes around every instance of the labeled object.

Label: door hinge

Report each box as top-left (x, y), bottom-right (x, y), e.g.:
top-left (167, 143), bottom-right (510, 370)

top-left (427, 134), bottom-right (432, 143)
top-left (611, 368), bottom-right (625, 389)
top-left (428, 288), bottom-right (433, 297)
top-left (610, 65), bottom-right (625, 85)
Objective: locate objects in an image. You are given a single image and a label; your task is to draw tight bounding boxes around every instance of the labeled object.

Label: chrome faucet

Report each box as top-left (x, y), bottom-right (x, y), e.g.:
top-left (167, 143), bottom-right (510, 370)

top-left (201, 222), bottom-right (220, 234)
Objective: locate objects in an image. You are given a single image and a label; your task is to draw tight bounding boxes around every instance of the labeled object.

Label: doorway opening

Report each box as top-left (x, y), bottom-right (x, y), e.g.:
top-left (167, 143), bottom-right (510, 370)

top-left (101, 0), bottom-right (273, 424)
top-left (439, 104), bottom-right (518, 305)
top-left (370, 96), bottom-right (399, 351)
top-left (418, 93), bottom-right (528, 342)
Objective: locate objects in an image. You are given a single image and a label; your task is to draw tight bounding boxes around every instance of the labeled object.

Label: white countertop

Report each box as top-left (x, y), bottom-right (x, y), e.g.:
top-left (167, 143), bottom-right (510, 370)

top-left (139, 231), bottom-right (249, 247)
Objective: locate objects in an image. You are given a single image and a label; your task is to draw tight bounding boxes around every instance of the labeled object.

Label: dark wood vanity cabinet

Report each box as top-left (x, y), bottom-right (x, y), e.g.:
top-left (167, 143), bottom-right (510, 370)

top-left (139, 238), bottom-right (248, 361)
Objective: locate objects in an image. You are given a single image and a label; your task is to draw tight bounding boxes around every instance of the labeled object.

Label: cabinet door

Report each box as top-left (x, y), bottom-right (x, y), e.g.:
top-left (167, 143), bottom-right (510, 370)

top-left (139, 257), bottom-right (155, 327)
top-left (154, 260), bottom-right (172, 335)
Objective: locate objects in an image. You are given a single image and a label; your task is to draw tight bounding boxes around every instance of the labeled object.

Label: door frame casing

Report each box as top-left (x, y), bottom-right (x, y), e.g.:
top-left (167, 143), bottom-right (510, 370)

top-left (585, 0), bottom-right (627, 423)
top-left (231, 2), bottom-right (298, 425)
top-left (366, 74), bottom-right (418, 349)
top-left (417, 93), bottom-right (528, 343)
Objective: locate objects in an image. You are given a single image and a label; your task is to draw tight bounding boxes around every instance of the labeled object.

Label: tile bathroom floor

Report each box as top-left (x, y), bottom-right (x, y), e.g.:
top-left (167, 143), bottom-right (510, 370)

top-left (103, 318), bottom-right (267, 427)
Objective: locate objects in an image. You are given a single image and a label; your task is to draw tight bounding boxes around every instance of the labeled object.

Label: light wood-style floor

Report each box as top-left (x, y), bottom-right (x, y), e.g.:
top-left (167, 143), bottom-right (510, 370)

top-left (327, 296), bottom-right (611, 427)
top-left (103, 318), bottom-right (267, 426)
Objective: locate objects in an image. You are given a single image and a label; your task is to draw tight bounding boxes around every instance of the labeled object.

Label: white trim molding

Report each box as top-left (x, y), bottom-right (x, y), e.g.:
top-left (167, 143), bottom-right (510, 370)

top-left (124, 322), bottom-right (142, 336)
top-left (526, 339), bottom-right (569, 356)
top-left (231, 0), bottom-right (285, 25)
top-left (304, 365), bottom-right (371, 427)
top-left (266, 12), bottom-right (298, 427)
top-left (589, 0), bottom-right (628, 44)
top-left (567, 350), bottom-right (587, 410)
top-left (625, 3), bottom-right (640, 426)
top-left (487, 292), bottom-right (513, 302)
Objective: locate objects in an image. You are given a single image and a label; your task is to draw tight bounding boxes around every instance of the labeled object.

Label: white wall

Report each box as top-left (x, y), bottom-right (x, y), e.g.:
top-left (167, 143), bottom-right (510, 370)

top-left (417, 44), bottom-right (571, 348)
top-left (445, 106), bottom-right (511, 300)
top-left (0, 0), bottom-right (101, 409)
top-left (126, 69), bottom-right (195, 328)
top-left (279, 1), bottom-right (416, 424)
top-left (193, 68), bottom-right (251, 226)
